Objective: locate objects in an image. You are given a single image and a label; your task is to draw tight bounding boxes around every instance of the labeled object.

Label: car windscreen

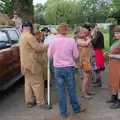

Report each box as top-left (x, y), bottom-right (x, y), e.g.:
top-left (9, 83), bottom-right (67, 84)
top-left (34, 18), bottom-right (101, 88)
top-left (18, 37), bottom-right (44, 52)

top-left (7, 30), bottom-right (19, 44)
top-left (0, 31), bottom-right (8, 42)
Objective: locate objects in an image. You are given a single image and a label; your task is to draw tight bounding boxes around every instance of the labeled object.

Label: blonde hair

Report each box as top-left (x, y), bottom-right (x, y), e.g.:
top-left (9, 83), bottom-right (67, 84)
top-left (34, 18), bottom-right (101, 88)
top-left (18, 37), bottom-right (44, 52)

top-left (74, 27), bottom-right (88, 40)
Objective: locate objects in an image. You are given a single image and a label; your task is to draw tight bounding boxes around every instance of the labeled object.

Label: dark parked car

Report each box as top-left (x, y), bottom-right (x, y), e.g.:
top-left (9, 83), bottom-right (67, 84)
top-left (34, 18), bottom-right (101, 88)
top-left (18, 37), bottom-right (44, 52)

top-left (0, 26), bottom-right (23, 91)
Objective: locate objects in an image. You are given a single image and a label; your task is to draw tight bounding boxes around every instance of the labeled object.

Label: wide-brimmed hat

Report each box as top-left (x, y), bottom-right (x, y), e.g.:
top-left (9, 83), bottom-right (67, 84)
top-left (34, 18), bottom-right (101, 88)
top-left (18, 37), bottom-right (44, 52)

top-left (57, 23), bottom-right (69, 35)
top-left (113, 26), bottom-right (120, 32)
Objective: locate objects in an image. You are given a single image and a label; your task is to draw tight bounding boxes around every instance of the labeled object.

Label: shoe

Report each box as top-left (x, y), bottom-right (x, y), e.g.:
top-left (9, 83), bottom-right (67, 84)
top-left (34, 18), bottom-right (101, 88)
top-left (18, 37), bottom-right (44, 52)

top-left (28, 101), bottom-right (36, 108)
top-left (106, 95), bottom-right (118, 103)
top-left (39, 103), bottom-right (52, 109)
top-left (110, 101), bottom-right (120, 109)
top-left (87, 92), bottom-right (95, 96)
top-left (82, 94), bottom-right (92, 99)
top-left (74, 107), bottom-right (85, 114)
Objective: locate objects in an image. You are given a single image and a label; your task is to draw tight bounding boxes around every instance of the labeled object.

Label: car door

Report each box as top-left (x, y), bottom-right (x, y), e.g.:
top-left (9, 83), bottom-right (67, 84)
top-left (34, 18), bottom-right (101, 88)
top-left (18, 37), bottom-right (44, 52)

top-left (7, 29), bottom-right (21, 75)
top-left (0, 32), bottom-right (14, 87)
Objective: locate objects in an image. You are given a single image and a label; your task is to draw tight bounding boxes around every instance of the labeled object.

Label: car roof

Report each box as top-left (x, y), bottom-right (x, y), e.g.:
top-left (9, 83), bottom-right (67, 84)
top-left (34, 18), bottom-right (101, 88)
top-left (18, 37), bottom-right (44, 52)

top-left (1, 27), bottom-right (18, 31)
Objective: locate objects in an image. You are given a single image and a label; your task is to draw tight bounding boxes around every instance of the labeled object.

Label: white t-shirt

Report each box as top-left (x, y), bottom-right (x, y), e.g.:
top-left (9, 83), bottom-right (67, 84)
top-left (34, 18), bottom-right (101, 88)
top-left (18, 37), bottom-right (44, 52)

top-left (44, 34), bottom-right (57, 45)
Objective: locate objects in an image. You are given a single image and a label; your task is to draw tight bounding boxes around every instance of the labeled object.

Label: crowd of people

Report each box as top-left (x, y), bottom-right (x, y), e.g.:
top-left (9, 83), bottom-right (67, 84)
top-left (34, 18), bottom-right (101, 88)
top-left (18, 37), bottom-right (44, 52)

top-left (19, 21), bottom-right (120, 118)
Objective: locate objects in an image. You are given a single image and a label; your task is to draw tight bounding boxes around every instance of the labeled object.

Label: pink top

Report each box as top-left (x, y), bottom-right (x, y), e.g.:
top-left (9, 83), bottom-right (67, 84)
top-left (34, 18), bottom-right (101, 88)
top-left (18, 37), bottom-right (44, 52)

top-left (48, 35), bottom-right (78, 67)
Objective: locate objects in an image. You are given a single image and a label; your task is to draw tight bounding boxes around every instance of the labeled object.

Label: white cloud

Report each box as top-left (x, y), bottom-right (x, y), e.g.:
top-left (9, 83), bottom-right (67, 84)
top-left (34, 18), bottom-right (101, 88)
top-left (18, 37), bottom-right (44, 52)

top-left (33, 0), bottom-right (47, 5)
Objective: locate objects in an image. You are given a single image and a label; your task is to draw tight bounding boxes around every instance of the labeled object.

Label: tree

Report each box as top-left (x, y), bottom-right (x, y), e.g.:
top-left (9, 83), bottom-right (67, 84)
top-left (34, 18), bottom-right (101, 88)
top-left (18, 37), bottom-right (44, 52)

top-left (44, 0), bottom-right (76, 24)
top-left (81, 0), bottom-right (112, 23)
top-left (0, 0), bottom-right (13, 17)
top-left (34, 3), bottom-right (46, 24)
top-left (112, 0), bottom-right (120, 10)
top-left (12, 0), bottom-right (34, 22)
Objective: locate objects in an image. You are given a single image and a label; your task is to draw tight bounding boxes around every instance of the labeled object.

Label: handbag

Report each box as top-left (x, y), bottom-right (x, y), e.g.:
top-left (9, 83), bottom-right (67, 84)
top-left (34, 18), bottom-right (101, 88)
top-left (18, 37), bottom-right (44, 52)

top-left (83, 63), bottom-right (92, 72)
top-left (82, 56), bottom-right (92, 72)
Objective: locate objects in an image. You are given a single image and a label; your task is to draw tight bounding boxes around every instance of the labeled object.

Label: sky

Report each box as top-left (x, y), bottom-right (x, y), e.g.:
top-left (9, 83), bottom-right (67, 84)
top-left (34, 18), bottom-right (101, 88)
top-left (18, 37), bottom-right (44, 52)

top-left (33, 0), bottom-right (48, 5)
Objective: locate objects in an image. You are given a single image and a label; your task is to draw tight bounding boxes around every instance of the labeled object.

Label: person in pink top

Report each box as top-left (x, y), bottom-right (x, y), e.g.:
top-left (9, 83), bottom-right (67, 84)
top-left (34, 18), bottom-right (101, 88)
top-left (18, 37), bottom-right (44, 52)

top-left (48, 23), bottom-right (85, 118)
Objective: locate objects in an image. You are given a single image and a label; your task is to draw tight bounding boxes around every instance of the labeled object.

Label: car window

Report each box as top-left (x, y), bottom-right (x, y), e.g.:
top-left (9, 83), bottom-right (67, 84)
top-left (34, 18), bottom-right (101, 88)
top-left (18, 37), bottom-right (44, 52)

top-left (8, 30), bottom-right (19, 44)
top-left (0, 32), bottom-right (8, 42)
top-left (0, 32), bottom-right (11, 49)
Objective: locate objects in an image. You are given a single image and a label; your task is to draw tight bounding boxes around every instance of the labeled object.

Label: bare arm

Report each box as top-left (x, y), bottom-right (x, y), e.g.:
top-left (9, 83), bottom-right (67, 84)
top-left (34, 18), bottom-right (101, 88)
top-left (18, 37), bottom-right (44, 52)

top-left (72, 41), bottom-right (79, 61)
top-left (76, 38), bottom-right (91, 46)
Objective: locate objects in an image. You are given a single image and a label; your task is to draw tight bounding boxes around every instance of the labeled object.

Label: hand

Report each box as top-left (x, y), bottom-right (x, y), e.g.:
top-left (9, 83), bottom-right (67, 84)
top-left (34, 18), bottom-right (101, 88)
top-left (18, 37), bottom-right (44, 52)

top-left (108, 54), bottom-right (113, 58)
top-left (104, 52), bottom-right (110, 56)
top-left (87, 37), bottom-right (92, 42)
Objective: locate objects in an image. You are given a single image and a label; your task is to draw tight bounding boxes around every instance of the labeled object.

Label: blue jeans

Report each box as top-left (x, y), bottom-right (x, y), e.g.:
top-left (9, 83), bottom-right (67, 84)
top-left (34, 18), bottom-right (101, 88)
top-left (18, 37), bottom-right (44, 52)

top-left (54, 67), bottom-right (80, 116)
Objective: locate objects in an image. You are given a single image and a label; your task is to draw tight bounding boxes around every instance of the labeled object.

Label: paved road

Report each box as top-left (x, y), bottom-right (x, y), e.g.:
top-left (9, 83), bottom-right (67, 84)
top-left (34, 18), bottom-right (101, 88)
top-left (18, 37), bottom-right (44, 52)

top-left (0, 64), bottom-right (120, 120)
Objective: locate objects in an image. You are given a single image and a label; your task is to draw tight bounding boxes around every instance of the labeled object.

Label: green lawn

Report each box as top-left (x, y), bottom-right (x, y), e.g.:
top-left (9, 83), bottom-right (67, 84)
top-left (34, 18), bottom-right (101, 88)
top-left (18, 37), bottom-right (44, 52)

top-left (68, 32), bottom-right (110, 53)
top-left (103, 32), bottom-right (109, 52)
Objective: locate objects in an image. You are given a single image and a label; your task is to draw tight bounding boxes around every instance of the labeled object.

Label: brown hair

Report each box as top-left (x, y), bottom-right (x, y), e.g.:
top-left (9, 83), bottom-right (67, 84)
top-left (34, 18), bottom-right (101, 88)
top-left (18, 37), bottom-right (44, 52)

top-left (57, 23), bottom-right (69, 35)
top-left (113, 26), bottom-right (120, 32)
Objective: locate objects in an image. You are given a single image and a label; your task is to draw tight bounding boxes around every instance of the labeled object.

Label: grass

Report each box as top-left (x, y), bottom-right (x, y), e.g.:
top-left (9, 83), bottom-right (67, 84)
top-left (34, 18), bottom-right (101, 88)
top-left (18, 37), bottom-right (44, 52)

top-left (103, 32), bottom-right (109, 53)
top-left (68, 32), bottom-right (110, 53)
top-left (67, 33), bottom-right (74, 38)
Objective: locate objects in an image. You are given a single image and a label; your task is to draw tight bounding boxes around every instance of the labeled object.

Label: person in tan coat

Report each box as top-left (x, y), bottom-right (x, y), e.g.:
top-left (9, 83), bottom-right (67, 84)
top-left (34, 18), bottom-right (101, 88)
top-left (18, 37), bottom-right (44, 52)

top-left (105, 26), bottom-right (120, 109)
top-left (19, 21), bottom-right (49, 108)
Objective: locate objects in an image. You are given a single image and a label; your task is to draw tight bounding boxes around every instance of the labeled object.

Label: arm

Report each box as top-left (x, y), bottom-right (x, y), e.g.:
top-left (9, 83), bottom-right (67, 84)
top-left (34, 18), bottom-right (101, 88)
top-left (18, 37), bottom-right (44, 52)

top-left (76, 38), bottom-right (91, 47)
top-left (44, 37), bottom-right (48, 44)
top-left (110, 44), bottom-right (120, 54)
top-left (73, 41), bottom-right (79, 61)
top-left (48, 43), bottom-right (54, 59)
top-left (111, 54), bottom-right (120, 60)
top-left (28, 35), bottom-right (48, 53)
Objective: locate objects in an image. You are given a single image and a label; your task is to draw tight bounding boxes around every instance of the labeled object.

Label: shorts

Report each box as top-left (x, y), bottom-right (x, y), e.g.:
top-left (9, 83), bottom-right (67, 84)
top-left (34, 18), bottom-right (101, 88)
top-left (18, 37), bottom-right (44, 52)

top-left (80, 67), bottom-right (92, 77)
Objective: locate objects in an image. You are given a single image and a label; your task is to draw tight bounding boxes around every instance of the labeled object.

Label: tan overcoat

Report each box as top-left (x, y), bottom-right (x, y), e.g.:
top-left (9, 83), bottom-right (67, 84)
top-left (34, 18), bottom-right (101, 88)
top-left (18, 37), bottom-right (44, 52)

top-left (108, 44), bottom-right (120, 91)
top-left (19, 32), bottom-right (48, 80)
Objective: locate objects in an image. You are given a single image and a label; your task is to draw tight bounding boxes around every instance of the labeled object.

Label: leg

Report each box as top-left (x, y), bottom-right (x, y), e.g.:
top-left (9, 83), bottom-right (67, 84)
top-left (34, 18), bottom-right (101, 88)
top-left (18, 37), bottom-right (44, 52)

top-left (82, 72), bottom-right (92, 99)
top-left (54, 67), bottom-right (67, 117)
top-left (107, 89), bottom-right (118, 103)
top-left (66, 67), bottom-right (80, 113)
top-left (24, 77), bottom-right (34, 103)
top-left (87, 72), bottom-right (95, 95)
top-left (30, 73), bottom-right (45, 105)
top-left (24, 73), bottom-right (36, 108)
top-left (93, 69), bottom-right (102, 87)
top-left (110, 90), bottom-right (120, 109)
top-left (87, 72), bottom-right (92, 89)
top-left (80, 68), bottom-right (84, 79)
top-left (96, 69), bottom-right (101, 79)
